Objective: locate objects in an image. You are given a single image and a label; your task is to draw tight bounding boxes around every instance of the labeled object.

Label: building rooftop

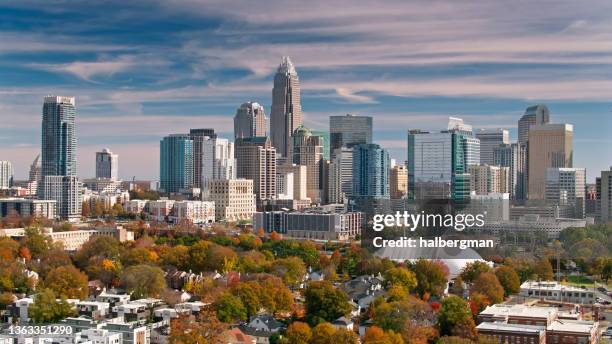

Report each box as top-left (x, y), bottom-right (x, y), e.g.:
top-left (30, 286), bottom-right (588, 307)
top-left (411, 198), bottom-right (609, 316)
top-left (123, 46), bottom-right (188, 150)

top-left (520, 281), bottom-right (587, 292)
top-left (480, 304), bottom-right (558, 319)
top-left (547, 320), bottom-right (597, 334)
top-left (477, 321), bottom-right (545, 333)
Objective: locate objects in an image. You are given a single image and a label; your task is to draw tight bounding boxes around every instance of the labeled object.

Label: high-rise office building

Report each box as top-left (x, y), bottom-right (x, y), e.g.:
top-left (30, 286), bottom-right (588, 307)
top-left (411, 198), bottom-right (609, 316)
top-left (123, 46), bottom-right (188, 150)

top-left (494, 143), bottom-right (527, 200)
top-left (518, 105), bottom-right (550, 145)
top-left (469, 165), bottom-right (510, 195)
top-left (329, 114), bottom-right (373, 159)
top-left (352, 144), bottom-right (390, 198)
top-left (200, 137), bottom-right (236, 197)
top-left (311, 130), bottom-right (330, 161)
top-left (390, 165), bottom-right (408, 199)
top-left (234, 101), bottom-right (267, 140)
top-left (545, 167), bottom-right (586, 218)
top-left (270, 56), bottom-right (302, 158)
top-left (476, 128), bottom-right (509, 165)
top-left (407, 129), bottom-right (470, 201)
top-left (277, 163), bottom-right (308, 201)
top-left (29, 155), bottom-right (41, 183)
top-left (235, 136), bottom-right (277, 204)
top-left (95, 148), bottom-right (119, 180)
top-left (528, 123), bottom-right (573, 200)
top-left (292, 126), bottom-right (324, 203)
top-left (189, 128), bottom-right (216, 189)
top-left (518, 105), bottom-right (551, 199)
top-left (600, 167), bottom-right (612, 223)
top-left (328, 147), bottom-right (353, 204)
top-left (0, 161), bottom-right (13, 190)
top-left (160, 134), bottom-right (194, 193)
top-left (39, 96), bottom-right (80, 221)
top-left (351, 144), bottom-right (390, 216)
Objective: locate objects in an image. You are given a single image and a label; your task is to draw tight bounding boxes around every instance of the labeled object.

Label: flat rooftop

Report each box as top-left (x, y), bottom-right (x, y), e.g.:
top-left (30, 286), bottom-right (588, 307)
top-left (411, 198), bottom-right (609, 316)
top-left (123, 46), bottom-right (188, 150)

top-left (480, 304), bottom-right (557, 318)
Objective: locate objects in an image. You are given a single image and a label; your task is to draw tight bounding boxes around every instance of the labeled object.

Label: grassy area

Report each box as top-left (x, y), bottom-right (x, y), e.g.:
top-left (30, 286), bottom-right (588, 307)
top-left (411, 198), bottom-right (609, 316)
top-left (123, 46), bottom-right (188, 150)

top-left (561, 275), bottom-right (612, 289)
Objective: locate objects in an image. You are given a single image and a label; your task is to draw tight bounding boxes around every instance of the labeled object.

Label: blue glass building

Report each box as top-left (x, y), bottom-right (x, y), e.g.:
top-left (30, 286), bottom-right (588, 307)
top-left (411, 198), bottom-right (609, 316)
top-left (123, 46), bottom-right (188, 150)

top-left (160, 134), bottom-right (194, 193)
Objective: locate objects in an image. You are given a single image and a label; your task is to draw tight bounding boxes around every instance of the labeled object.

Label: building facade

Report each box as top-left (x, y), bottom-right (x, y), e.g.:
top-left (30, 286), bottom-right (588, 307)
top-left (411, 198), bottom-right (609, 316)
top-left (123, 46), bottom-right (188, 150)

top-left (0, 161), bottom-right (13, 190)
top-left (253, 210), bottom-right (362, 241)
top-left (476, 128), bottom-right (509, 165)
top-left (0, 198), bottom-right (57, 219)
top-left (469, 164), bottom-right (510, 195)
top-left (328, 147), bottom-right (354, 204)
top-left (208, 179), bottom-right (256, 221)
top-left (270, 56), bottom-right (302, 158)
top-left (160, 134), bottom-right (194, 193)
top-left (200, 137), bottom-right (236, 197)
top-left (545, 167), bottom-right (586, 218)
top-left (601, 167), bottom-right (612, 223)
top-left (390, 165), bottom-right (408, 199)
top-left (292, 126), bottom-right (324, 203)
top-left (528, 124), bottom-right (573, 200)
top-left (234, 101), bottom-right (267, 140)
top-left (235, 137), bottom-right (277, 204)
top-left (329, 114), bottom-right (372, 159)
top-left (189, 128), bottom-right (216, 189)
top-left (95, 148), bottom-right (119, 180)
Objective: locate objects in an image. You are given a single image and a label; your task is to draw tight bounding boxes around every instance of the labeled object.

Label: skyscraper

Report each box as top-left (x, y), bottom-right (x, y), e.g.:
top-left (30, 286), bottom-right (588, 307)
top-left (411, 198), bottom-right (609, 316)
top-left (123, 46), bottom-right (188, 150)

top-left (528, 123), bottom-right (573, 200)
top-left (476, 128), bottom-right (509, 165)
top-left (160, 134), bottom-right (194, 193)
top-left (390, 165), bottom-right (408, 199)
top-left (600, 167), bottom-right (612, 223)
top-left (40, 96), bottom-right (80, 221)
top-left (234, 101), bottom-right (267, 140)
top-left (235, 136), bottom-right (277, 205)
top-left (328, 147), bottom-right (353, 204)
top-left (41, 96), bottom-right (77, 178)
top-left (200, 137), bottom-right (236, 197)
top-left (271, 56), bottom-right (302, 158)
top-left (351, 144), bottom-right (390, 217)
top-left (0, 161), bottom-right (13, 189)
top-left (96, 148), bottom-right (119, 180)
top-left (518, 105), bottom-right (550, 145)
top-left (292, 126), bottom-right (324, 203)
top-left (311, 130), bottom-right (330, 161)
top-left (494, 143), bottom-right (527, 200)
top-left (29, 155), bottom-right (41, 184)
top-left (189, 128), bottom-right (216, 189)
top-left (407, 121), bottom-right (471, 201)
top-left (329, 114), bottom-right (373, 159)
top-left (545, 167), bottom-right (585, 218)
top-left (469, 165), bottom-right (510, 195)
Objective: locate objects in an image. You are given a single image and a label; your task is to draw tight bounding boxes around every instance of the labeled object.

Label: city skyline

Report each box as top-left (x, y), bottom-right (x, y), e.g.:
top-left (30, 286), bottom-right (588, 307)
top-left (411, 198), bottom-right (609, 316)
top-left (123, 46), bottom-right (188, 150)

top-left (0, 1), bottom-right (611, 181)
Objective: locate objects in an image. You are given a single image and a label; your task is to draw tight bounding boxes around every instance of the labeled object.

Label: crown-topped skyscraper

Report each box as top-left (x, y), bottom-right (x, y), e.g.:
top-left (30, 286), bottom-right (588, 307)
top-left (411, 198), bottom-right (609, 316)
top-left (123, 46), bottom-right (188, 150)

top-left (270, 56), bottom-right (302, 158)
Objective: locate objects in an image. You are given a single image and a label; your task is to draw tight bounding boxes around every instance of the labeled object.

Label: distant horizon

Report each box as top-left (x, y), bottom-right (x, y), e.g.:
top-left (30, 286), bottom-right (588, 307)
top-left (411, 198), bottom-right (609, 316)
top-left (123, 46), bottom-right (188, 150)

top-left (1, 1), bottom-right (611, 182)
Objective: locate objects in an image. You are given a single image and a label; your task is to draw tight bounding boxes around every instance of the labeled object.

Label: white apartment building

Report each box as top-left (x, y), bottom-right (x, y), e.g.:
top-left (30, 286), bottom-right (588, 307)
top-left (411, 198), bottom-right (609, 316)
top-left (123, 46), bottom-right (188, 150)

top-left (147, 199), bottom-right (176, 222)
top-left (520, 281), bottom-right (595, 304)
top-left (170, 200), bottom-right (215, 224)
top-left (207, 179), bottom-right (256, 221)
top-left (0, 161), bottom-right (13, 189)
top-left (545, 167), bottom-right (586, 218)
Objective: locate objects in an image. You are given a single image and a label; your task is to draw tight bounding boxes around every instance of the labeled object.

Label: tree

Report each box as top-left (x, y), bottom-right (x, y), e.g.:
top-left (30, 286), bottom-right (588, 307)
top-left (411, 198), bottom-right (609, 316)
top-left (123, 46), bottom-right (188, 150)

top-left (412, 259), bottom-right (448, 297)
top-left (311, 322), bottom-right (336, 344)
top-left (169, 310), bottom-right (224, 344)
top-left (81, 202), bottom-right (90, 217)
top-left (272, 257), bottom-right (306, 288)
top-left (22, 227), bottom-right (52, 257)
top-left (384, 267), bottom-right (417, 293)
top-left (119, 264), bottom-right (166, 299)
top-left (304, 281), bottom-right (351, 325)
top-left (42, 265), bottom-right (88, 299)
top-left (332, 328), bottom-right (359, 344)
top-left (468, 292), bottom-right (490, 319)
top-left (437, 296), bottom-right (472, 336)
top-left (494, 266), bottom-right (520, 296)
top-left (471, 272), bottom-right (504, 304)
top-left (364, 326), bottom-right (405, 344)
top-left (74, 236), bottom-right (123, 268)
top-left (284, 322), bottom-right (312, 344)
top-left (215, 292), bottom-right (247, 323)
top-left (459, 261), bottom-right (491, 283)
top-left (232, 281), bottom-right (262, 318)
top-left (451, 317), bottom-right (477, 340)
top-left (29, 289), bottom-right (76, 323)
top-left (373, 297), bottom-right (435, 334)
top-left (533, 257), bottom-right (554, 281)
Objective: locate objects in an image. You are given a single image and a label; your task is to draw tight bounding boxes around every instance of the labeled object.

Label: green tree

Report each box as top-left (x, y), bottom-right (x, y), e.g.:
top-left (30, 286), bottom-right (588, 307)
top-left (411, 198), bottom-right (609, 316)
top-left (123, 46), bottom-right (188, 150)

top-left (384, 267), bottom-right (417, 293)
top-left (271, 257), bottom-right (306, 288)
top-left (311, 322), bottom-right (336, 344)
top-left (119, 264), bottom-right (166, 299)
top-left (304, 281), bottom-right (350, 325)
top-left (232, 281), bottom-right (262, 318)
top-left (459, 261), bottom-right (491, 283)
top-left (494, 266), bottom-right (520, 296)
top-left (22, 227), bottom-right (52, 257)
top-left (215, 292), bottom-right (247, 322)
top-left (438, 296), bottom-right (472, 336)
top-left (42, 265), bottom-right (88, 299)
top-left (471, 272), bottom-right (504, 304)
top-left (29, 289), bottom-right (76, 323)
top-left (533, 257), bottom-right (554, 281)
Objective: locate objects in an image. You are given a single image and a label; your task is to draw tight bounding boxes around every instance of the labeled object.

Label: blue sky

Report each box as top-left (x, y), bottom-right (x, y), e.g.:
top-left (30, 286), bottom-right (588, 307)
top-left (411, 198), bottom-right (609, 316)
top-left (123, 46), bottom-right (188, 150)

top-left (0, 0), bottom-right (611, 181)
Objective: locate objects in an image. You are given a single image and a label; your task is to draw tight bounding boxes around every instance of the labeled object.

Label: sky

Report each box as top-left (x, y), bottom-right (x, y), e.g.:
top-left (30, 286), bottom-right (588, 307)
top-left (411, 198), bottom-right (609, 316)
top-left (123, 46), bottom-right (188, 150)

top-left (0, 0), bottom-right (611, 182)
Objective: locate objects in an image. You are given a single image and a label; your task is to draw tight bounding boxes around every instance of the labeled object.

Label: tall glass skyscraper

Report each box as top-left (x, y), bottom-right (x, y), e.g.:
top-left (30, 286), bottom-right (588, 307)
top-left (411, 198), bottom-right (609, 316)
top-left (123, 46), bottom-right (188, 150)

top-left (160, 134), bottom-right (194, 193)
top-left (329, 114), bottom-right (373, 159)
top-left (271, 56), bottom-right (302, 158)
top-left (40, 96), bottom-right (80, 221)
top-left (41, 96), bottom-right (77, 177)
top-left (352, 144), bottom-right (390, 198)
